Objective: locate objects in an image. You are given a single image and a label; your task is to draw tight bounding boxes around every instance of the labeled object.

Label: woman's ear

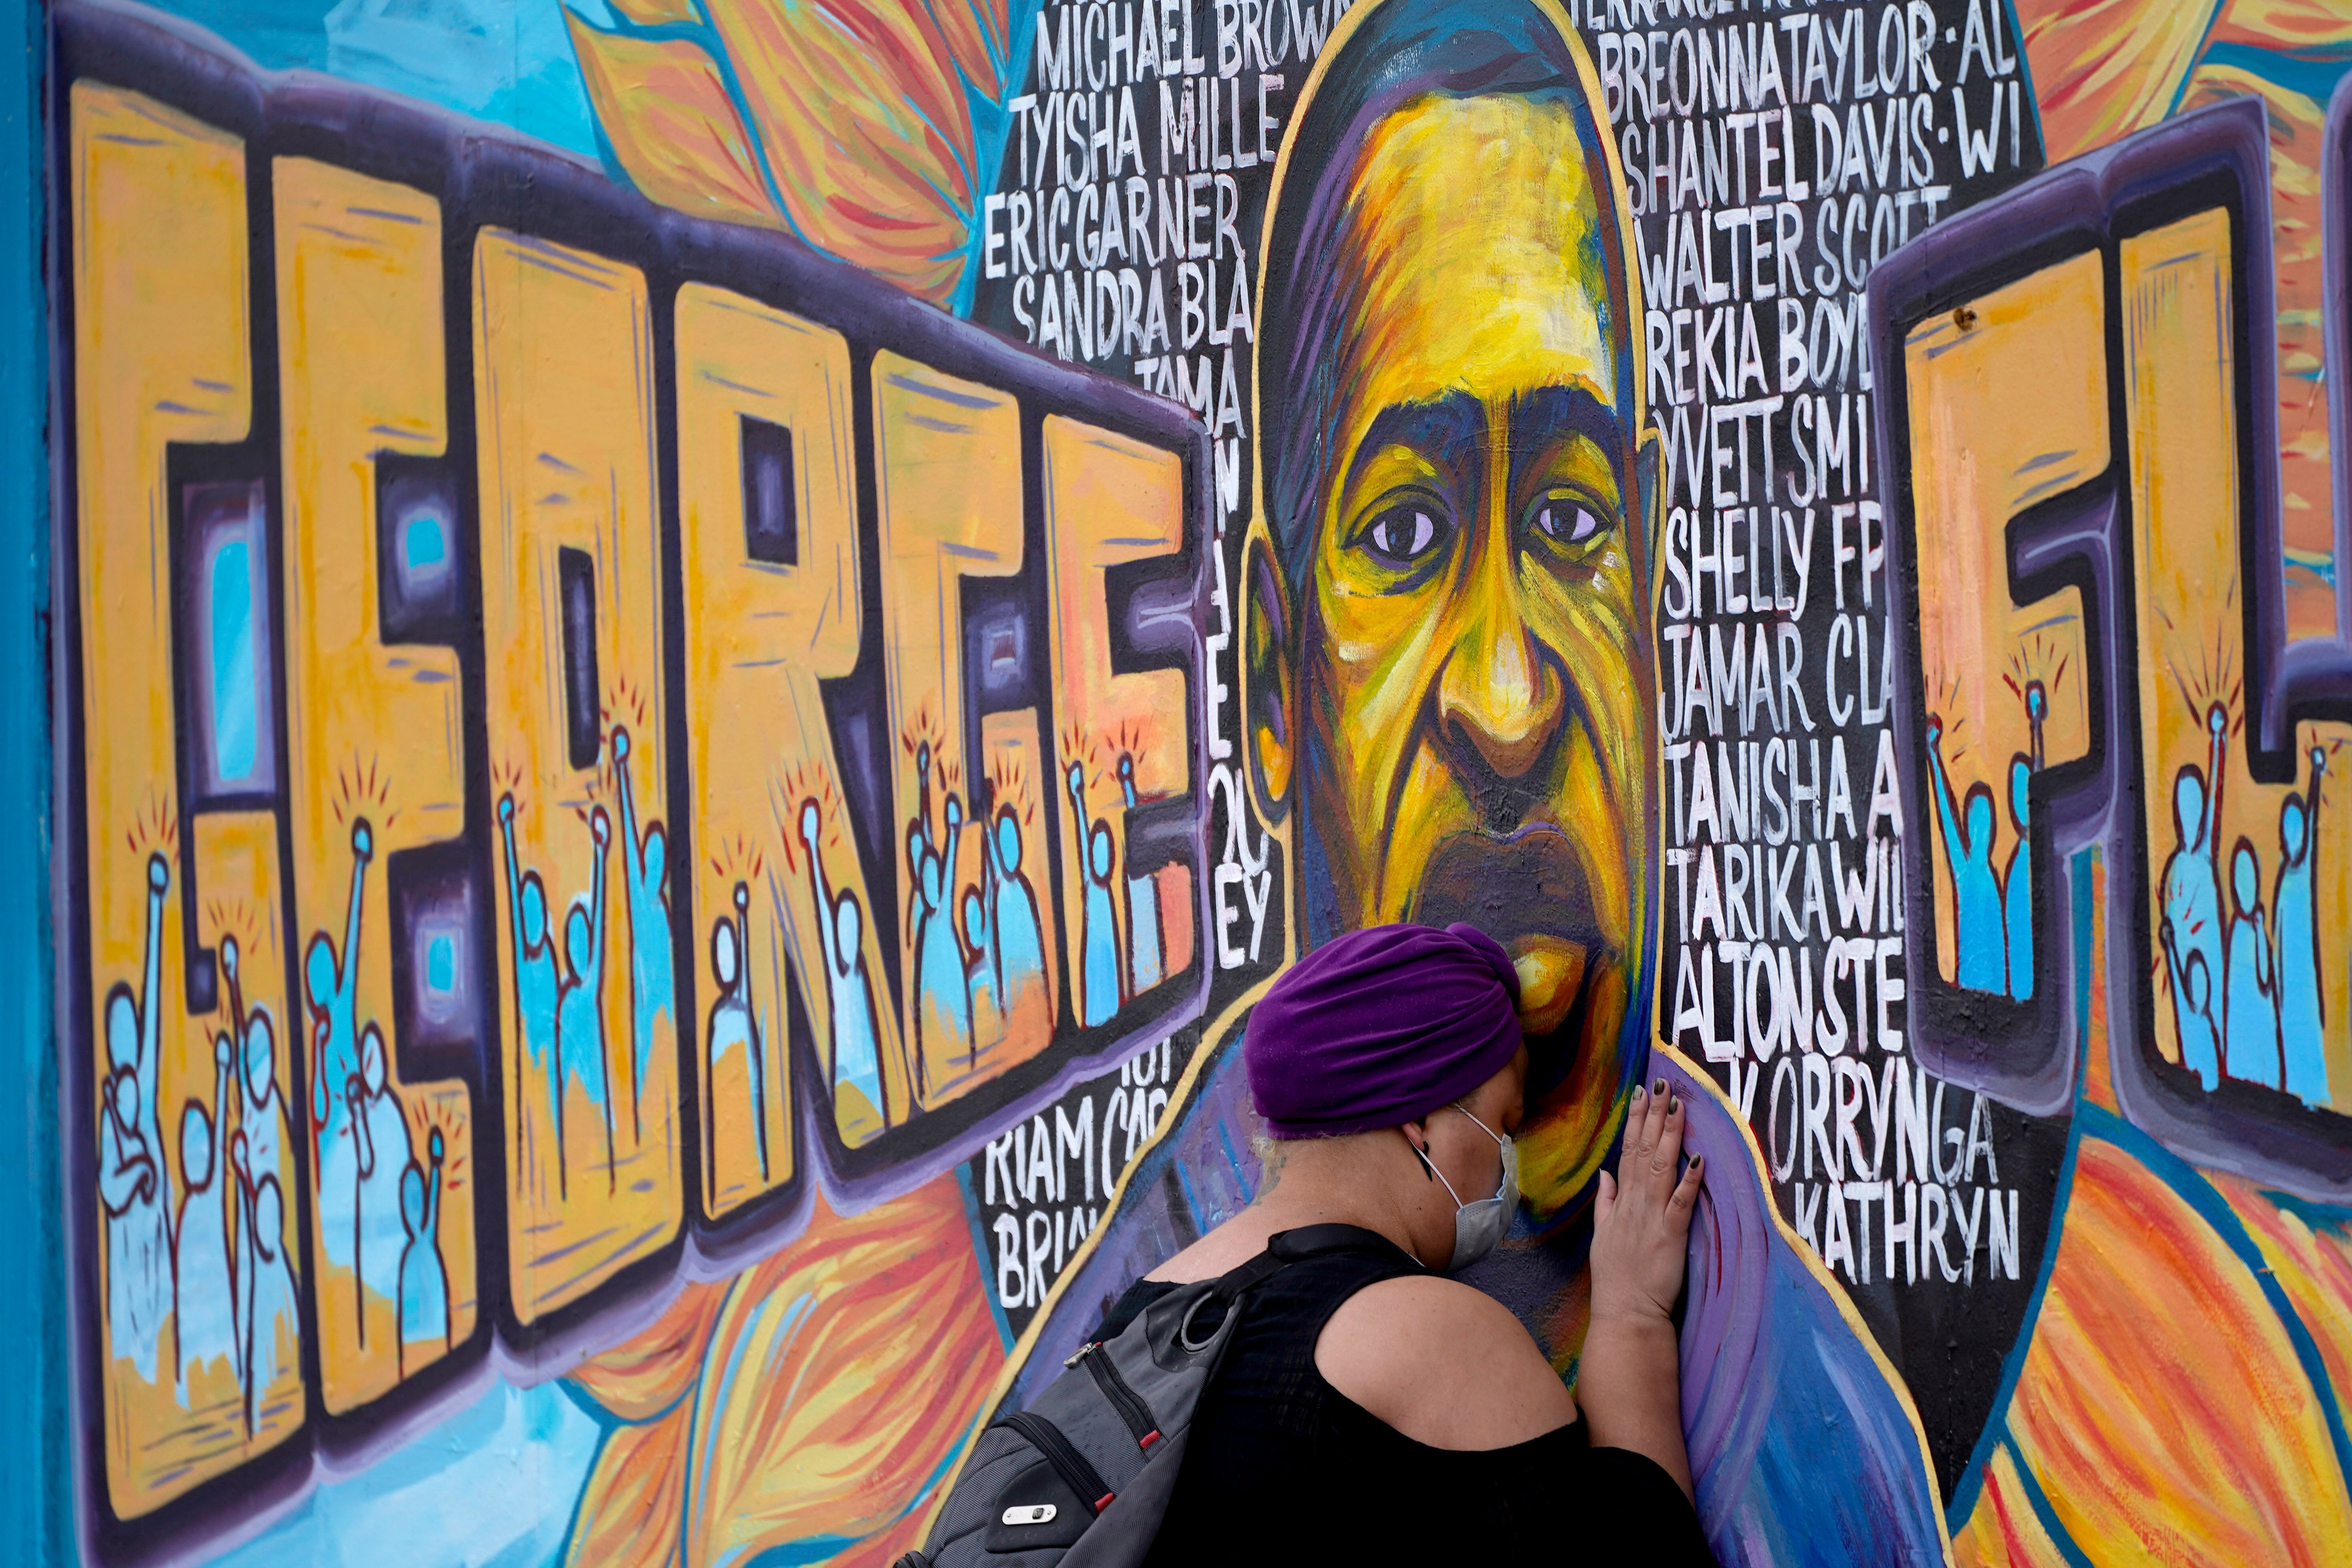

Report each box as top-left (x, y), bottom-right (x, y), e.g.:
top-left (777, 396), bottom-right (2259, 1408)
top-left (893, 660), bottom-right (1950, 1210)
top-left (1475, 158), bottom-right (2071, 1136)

top-left (1398, 1119), bottom-right (1437, 1179)
top-left (1243, 529), bottom-right (1295, 821)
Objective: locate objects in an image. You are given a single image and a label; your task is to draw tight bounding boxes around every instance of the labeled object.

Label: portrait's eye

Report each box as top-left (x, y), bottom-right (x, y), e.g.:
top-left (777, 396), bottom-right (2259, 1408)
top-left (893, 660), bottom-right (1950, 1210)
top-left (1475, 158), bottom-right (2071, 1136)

top-left (1529, 494), bottom-right (1612, 558)
top-left (1358, 502), bottom-right (1449, 569)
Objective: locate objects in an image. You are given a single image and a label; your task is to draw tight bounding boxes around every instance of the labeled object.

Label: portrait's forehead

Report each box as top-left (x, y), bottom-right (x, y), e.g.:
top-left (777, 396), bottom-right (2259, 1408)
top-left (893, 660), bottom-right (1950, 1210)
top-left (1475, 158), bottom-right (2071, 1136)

top-left (1334, 91), bottom-right (1621, 425)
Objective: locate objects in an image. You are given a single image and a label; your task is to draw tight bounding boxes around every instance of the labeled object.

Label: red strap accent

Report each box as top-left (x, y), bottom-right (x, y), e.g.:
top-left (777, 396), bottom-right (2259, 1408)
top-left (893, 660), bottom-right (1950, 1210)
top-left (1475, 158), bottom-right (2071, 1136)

top-left (1139, 1430), bottom-right (1162, 1450)
top-left (1093, 1492), bottom-right (1116, 1514)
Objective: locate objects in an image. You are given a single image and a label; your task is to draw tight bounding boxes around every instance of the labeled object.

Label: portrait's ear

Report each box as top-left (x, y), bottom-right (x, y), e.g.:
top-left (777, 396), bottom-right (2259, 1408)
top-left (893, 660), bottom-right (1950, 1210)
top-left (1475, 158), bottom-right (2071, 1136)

top-left (1243, 528), bottom-right (1295, 823)
top-left (1635, 424), bottom-right (1664, 550)
top-left (1634, 424), bottom-right (1665, 624)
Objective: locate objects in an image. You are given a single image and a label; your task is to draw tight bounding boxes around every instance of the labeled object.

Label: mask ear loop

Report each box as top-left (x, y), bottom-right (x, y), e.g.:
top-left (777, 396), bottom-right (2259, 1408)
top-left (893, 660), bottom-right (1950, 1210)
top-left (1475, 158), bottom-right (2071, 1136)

top-left (1450, 1101), bottom-right (1505, 1145)
top-left (1406, 1129), bottom-right (1470, 1208)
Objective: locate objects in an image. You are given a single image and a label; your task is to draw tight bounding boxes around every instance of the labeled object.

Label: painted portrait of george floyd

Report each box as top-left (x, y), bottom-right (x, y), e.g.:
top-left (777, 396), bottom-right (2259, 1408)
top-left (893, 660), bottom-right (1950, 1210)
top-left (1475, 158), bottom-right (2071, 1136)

top-left (1005, 0), bottom-right (1948, 1559)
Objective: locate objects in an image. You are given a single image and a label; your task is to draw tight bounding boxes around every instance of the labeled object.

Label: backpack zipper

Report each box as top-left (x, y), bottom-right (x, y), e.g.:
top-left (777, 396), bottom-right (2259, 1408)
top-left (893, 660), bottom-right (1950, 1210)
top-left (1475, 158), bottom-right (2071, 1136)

top-left (999, 1411), bottom-right (1117, 1515)
top-left (1076, 1344), bottom-right (1162, 1451)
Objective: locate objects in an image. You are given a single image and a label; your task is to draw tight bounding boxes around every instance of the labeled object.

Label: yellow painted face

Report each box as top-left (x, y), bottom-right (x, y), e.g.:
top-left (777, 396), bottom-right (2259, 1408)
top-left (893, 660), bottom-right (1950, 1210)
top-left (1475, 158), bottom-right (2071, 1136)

top-left (1284, 90), bottom-right (1653, 1215)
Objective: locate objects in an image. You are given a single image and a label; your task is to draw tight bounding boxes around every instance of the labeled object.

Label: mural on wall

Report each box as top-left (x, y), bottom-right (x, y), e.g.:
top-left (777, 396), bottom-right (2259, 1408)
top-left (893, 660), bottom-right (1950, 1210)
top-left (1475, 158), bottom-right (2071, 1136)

top-left (42, 0), bottom-right (2352, 1564)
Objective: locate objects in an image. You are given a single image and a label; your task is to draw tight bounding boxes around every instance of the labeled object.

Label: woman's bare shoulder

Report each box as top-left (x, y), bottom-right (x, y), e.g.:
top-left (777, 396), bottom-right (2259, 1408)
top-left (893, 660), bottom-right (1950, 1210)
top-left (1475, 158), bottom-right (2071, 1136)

top-left (1316, 1275), bottom-right (1578, 1450)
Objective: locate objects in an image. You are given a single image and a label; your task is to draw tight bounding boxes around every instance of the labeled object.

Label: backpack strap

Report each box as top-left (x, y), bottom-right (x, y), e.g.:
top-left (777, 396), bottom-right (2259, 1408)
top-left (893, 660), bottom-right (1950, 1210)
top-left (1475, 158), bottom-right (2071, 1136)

top-left (1268, 1223), bottom-right (1423, 1268)
top-left (1194, 1223), bottom-right (1420, 1308)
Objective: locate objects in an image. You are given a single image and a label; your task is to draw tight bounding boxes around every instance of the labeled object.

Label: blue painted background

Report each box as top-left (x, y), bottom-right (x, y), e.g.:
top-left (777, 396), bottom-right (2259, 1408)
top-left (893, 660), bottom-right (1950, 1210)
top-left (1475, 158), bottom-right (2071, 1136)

top-left (0, 0), bottom-right (63, 1557)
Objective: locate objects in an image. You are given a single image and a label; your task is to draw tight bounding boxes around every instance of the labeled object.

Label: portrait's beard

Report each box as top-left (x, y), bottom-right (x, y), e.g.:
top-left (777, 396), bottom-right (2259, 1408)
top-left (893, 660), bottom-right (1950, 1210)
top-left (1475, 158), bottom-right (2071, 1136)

top-left (1290, 664), bottom-right (1653, 1227)
top-left (1411, 826), bottom-right (1608, 1042)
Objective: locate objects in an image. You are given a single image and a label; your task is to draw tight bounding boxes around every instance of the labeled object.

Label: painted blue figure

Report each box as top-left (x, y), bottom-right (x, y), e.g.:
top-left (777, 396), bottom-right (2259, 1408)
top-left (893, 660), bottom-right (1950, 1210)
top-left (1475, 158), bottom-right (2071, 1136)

top-left (908, 747), bottom-right (974, 1081)
top-left (962, 883), bottom-right (993, 1012)
top-left (221, 938), bottom-right (286, 1206)
top-left (973, 790), bottom-right (1004, 1002)
top-left (904, 820), bottom-right (932, 1097)
top-left (2278, 746), bottom-right (2328, 1104)
top-left (234, 1167), bottom-right (298, 1422)
top-left (309, 817), bottom-right (375, 1342)
top-left (307, 817), bottom-right (372, 1154)
top-left (800, 800), bottom-right (886, 1125)
top-left (396, 1127), bottom-right (450, 1377)
top-left (1925, 716), bottom-right (2007, 993)
top-left (705, 881), bottom-right (766, 1184)
top-left (2003, 756), bottom-right (2034, 1001)
top-left (225, 938), bottom-right (288, 1321)
top-left (229, 1114), bottom-right (294, 1438)
top-left (2161, 917), bottom-right (2222, 1089)
top-left (2224, 839), bottom-right (2282, 1089)
top-left (1066, 762), bottom-right (1124, 1026)
top-left (988, 808), bottom-right (1049, 1020)
top-left (497, 792), bottom-right (564, 1198)
top-left (355, 1025), bottom-right (414, 1313)
top-left (223, 934), bottom-right (288, 1428)
top-left (557, 806), bottom-right (617, 1192)
top-left (1116, 754), bottom-right (1162, 993)
top-left (174, 1070), bottom-right (237, 1400)
top-left (609, 727), bottom-right (673, 1146)
top-left (315, 1029), bottom-right (366, 1345)
top-left (2161, 706), bottom-right (2230, 1088)
top-left (100, 851), bottom-right (173, 1382)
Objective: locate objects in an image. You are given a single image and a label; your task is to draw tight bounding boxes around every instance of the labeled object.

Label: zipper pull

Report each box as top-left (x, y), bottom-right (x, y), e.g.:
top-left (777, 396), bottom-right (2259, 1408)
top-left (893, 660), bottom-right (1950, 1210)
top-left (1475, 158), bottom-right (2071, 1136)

top-left (1062, 1341), bottom-right (1099, 1369)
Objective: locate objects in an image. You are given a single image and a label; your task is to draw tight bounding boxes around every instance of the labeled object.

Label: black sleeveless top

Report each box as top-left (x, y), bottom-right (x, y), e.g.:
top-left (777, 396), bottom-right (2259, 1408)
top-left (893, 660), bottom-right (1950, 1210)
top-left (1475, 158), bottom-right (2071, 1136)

top-left (1091, 1226), bottom-right (1715, 1565)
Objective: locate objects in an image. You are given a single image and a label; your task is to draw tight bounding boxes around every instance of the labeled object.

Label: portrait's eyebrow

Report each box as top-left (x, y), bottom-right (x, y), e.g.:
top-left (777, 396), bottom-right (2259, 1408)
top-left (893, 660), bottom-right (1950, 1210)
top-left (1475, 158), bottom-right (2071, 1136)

top-left (1507, 384), bottom-right (1631, 502)
top-left (1336, 393), bottom-right (1485, 504)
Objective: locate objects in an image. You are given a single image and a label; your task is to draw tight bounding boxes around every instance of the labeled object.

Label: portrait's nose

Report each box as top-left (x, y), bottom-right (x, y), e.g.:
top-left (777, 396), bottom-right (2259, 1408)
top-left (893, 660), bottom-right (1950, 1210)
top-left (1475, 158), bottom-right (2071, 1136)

top-left (1436, 522), bottom-right (1562, 782)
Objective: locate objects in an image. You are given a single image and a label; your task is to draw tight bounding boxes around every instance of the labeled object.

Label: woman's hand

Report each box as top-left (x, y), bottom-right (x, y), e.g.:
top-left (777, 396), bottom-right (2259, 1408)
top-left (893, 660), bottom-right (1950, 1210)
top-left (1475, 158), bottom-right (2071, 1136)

top-left (1578, 1072), bottom-right (1703, 1501)
top-left (1591, 1076), bottom-right (1703, 1325)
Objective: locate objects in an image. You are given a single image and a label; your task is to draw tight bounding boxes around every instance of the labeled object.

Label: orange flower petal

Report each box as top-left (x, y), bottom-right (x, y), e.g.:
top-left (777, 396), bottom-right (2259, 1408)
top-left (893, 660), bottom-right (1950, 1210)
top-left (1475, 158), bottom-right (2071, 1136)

top-left (566, 13), bottom-right (783, 229)
top-left (922, 0), bottom-right (1011, 105)
top-left (2003, 1135), bottom-right (2352, 1564)
top-left (2210, 0), bottom-right (2352, 50)
top-left (606, 0), bottom-right (709, 26)
top-left (678, 1180), bottom-right (1005, 1564)
top-left (1952, 1442), bottom-right (2082, 1568)
top-left (567, 1275), bottom-right (731, 1422)
top-left (2211, 1170), bottom-right (2352, 1439)
top-left (703, 0), bottom-right (977, 301)
top-left (2011, 0), bottom-right (2222, 161)
top-left (561, 1416), bottom-right (691, 1568)
top-left (563, 1176), bottom-right (1003, 1567)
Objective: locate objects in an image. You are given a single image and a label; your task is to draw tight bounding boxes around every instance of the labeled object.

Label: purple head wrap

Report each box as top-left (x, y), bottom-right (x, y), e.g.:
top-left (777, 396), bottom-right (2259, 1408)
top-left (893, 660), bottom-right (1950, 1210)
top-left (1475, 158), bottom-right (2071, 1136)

top-left (1246, 922), bottom-right (1524, 1138)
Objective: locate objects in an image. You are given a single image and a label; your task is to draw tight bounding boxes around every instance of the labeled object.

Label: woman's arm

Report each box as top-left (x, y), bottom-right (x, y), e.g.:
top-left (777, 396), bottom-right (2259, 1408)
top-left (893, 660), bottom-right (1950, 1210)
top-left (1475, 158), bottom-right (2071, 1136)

top-left (1579, 1076), bottom-right (1703, 1499)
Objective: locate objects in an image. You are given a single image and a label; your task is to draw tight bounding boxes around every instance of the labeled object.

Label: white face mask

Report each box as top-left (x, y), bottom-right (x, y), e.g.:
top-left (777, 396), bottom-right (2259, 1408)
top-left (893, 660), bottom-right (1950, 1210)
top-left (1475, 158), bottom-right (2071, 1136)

top-left (1412, 1102), bottom-right (1519, 1272)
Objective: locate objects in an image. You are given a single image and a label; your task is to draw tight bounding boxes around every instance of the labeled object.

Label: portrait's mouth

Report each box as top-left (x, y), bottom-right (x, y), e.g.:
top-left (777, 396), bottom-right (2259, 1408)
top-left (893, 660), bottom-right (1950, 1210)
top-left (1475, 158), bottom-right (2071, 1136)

top-left (1406, 823), bottom-right (1609, 1035)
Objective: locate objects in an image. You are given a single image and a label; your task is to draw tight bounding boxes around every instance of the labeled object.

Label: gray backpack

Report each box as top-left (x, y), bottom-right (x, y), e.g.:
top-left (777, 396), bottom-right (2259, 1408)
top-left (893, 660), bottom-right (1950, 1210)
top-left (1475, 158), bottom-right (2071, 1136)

top-left (900, 1225), bottom-right (1380, 1567)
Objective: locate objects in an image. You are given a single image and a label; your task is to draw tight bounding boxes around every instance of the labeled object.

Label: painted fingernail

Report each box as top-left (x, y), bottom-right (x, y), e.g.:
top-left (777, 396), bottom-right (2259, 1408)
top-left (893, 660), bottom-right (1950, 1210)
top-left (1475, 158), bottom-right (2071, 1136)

top-left (1669, 1094), bottom-right (1680, 1114)
top-left (1633, 1085), bottom-right (1647, 1103)
top-left (1653, 1077), bottom-right (1667, 1095)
